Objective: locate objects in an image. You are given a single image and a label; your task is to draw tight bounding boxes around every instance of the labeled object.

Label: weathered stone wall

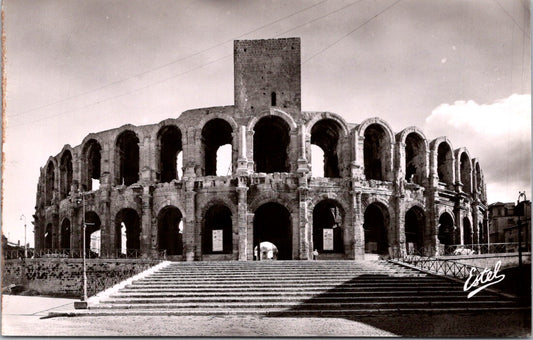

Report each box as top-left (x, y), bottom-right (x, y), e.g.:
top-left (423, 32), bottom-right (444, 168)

top-left (2, 258), bottom-right (160, 297)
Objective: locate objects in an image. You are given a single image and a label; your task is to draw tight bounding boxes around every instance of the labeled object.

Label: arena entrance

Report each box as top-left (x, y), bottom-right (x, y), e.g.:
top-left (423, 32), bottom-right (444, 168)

top-left (253, 202), bottom-right (292, 260)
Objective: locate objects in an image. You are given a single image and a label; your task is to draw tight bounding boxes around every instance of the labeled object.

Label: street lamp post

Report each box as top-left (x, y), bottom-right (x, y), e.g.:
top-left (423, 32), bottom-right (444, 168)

top-left (517, 191), bottom-right (527, 269)
top-left (20, 214), bottom-right (27, 258)
top-left (74, 192), bottom-right (89, 309)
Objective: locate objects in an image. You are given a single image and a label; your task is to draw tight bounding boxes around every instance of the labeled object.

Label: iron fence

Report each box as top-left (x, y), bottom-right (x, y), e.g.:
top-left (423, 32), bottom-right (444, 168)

top-left (3, 248), bottom-right (167, 260)
top-left (444, 242), bottom-right (530, 255)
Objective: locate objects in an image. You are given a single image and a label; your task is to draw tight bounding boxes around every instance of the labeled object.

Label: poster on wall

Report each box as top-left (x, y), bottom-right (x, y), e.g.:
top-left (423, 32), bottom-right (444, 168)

top-left (212, 229), bottom-right (223, 252)
top-left (323, 228), bottom-right (334, 251)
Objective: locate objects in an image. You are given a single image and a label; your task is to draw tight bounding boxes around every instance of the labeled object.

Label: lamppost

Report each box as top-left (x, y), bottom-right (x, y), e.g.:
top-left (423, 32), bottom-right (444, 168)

top-left (74, 192), bottom-right (89, 309)
top-left (20, 214), bottom-right (27, 258)
top-left (517, 191), bottom-right (527, 269)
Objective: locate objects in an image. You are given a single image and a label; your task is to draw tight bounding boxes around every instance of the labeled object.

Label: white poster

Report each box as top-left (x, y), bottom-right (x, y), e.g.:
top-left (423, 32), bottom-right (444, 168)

top-left (212, 229), bottom-right (223, 252)
top-left (323, 228), bottom-right (334, 251)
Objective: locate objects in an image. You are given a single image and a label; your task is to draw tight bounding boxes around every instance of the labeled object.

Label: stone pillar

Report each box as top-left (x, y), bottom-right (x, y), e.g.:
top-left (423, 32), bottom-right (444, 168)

top-left (352, 189), bottom-right (365, 259)
top-left (394, 195), bottom-right (406, 257)
top-left (289, 129), bottom-right (299, 173)
top-left (183, 186), bottom-right (196, 261)
top-left (246, 130), bottom-right (255, 172)
top-left (140, 187), bottom-right (153, 258)
top-left (237, 184), bottom-right (248, 261)
top-left (183, 128), bottom-right (197, 178)
top-left (237, 126), bottom-right (249, 175)
top-left (297, 125), bottom-right (309, 174)
top-left (454, 205), bottom-right (464, 245)
top-left (99, 189), bottom-right (111, 258)
top-left (298, 185), bottom-right (310, 260)
top-left (247, 213), bottom-right (255, 260)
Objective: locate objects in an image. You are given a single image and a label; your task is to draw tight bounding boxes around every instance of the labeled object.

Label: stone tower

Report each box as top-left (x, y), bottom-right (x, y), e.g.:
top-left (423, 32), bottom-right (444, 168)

top-left (234, 38), bottom-right (301, 118)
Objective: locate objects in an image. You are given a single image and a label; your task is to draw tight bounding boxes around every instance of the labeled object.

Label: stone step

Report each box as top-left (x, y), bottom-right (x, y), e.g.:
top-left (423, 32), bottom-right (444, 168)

top-left (100, 294), bottom-right (493, 304)
top-left (109, 290), bottom-right (495, 298)
top-left (136, 276), bottom-right (442, 282)
top-left (90, 300), bottom-right (517, 310)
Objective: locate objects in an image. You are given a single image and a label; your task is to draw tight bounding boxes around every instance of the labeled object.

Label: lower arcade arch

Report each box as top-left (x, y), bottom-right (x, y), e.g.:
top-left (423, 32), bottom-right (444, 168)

top-left (157, 206), bottom-right (184, 256)
top-left (115, 209), bottom-right (141, 255)
top-left (202, 204), bottom-right (233, 254)
top-left (363, 203), bottom-right (389, 255)
top-left (437, 212), bottom-right (455, 249)
top-left (404, 206), bottom-right (425, 254)
top-left (312, 200), bottom-right (344, 253)
top-left (253, 202), bottom-right (292, 260)
top-left (85, 211), bottom-right (101, 256)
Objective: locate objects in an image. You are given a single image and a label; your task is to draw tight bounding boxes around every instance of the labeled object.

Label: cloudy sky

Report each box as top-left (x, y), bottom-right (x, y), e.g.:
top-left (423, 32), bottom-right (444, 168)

top-left (3, 0), bottom-right (531, 246)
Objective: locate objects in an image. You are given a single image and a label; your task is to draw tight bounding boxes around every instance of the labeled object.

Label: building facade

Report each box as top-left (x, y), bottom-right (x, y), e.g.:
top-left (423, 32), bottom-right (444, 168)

top-left (33, 38), bottom-right (488, 260)
top-left (489, 201), bottom-right (530, 252)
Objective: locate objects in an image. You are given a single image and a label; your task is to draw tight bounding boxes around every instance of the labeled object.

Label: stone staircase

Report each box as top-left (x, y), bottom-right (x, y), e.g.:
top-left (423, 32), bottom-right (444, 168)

top-left (80, 260), bottom-right (525, 316)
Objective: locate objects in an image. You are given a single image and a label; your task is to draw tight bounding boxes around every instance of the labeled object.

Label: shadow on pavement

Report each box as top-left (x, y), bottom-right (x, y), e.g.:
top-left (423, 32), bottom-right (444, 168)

top-left (266, 274), bottom-right (531, 337)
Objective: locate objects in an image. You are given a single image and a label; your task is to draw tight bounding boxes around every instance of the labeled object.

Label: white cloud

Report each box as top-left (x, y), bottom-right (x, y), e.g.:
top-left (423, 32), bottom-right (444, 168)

top-left (424, 94), bottom-right (531, 203)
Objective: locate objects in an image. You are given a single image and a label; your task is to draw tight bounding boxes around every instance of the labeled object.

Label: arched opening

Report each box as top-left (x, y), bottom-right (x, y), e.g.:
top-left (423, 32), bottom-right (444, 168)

top-left (405, 133), bottom-right (426, 185)
top-left (475, 163), bottom-right (482, 192)
top-left (116, 131), bottom-right (139, 186)
top-left (460, 153), bottom-right (472, 194)
top-left (312, 200), bottom-right (344, 253)
top-left (310, 119), bottom-right (341, 178)
top-left (45, 162), bottom-right (55, 205)
top-left (60, 151), bottom-right (73, 199)
top-left (437, 142), bottom-right (453, 185)
top-left (216, 144), bottom-right (232, 176)
top-left (202, 119), bottom-right (233, 176)
top-left (203, 204), bottom-right (232, 254)
top-left (84, 211), bottom-right (101, 257)
top-left (157, 206), bottom-right (184, 256)
top-left (115, 209), bottom-right (141, 255)
top-left (82, 139), bottom-right (101, 191)
top-left (254, 202), bottom-right (292, 260)
top-left (438, 212), bottom-right (454, 249)
top-left (44, 223), bottom-right (53, 249)
top-left (364, 124), bottom-right (391, 181)
top-left (253, 116), bottom-right (290, 173)
top-left (363, 203), bottom-right (389, 255)
top-left (405, 206), bottom-right (425, 254)
top-left (60, 219), bottom-right (71, 249)
top-left (158, 126), bottom-right (182, 182)
top-left (463, 217), bottom-right (472, 245)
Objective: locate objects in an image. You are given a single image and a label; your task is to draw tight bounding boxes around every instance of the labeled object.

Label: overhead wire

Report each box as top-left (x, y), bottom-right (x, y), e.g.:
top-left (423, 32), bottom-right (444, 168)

top-left (11, 0), bottom-right (329, 118)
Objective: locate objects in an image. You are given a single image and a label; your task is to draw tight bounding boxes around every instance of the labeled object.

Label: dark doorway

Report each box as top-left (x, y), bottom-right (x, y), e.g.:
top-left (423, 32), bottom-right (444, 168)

top-left (85, 211), bottom-right (101, 256)
top-left (363, 203), bottom-right (389, 255)
top-left (438, 212), bottom-right (454, 248)
top-left (254, 202), bottom-right (292, 260)
top-left (312, 200), bottom-right (344, 253)
top-left (405, 206), bottom-right (425, 254)
top-left (158, 206), bottom-right (184, 256)
top-left (203, 204), bottom-right (233, 254)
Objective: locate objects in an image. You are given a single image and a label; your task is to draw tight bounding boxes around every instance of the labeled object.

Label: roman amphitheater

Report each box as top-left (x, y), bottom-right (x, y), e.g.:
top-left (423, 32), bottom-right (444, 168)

top-left (33, 38), bottom-right (488, 261)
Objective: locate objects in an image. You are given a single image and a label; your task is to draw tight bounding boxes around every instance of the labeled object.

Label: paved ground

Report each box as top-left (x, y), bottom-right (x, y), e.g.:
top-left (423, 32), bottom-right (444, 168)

top-left (2, 295), bottom-right (531, 336)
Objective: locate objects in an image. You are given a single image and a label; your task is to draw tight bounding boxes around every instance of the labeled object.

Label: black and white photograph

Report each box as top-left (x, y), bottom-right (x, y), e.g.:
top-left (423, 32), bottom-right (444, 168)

top-left (1, 0), bottom-right (531, 337)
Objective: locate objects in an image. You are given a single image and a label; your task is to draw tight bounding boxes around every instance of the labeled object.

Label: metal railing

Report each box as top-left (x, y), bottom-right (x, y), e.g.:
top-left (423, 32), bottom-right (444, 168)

top-left (3, 248), bottom-right (167, 260)
top-left (443, 242), bottom-right (530, 255)
top-left (391, 248), bottom-right (482, 280)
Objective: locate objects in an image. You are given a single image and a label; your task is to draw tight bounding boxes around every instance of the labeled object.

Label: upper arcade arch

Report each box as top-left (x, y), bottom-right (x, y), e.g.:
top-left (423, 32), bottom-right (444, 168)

top-left (157, 125), bottom-right (183, 182)
top-left (359, 120), bottom-right (393, 182)
top-left (430, 137), bottom-right (455, 186)
top-left (247, 108), bottom-right (298, 132)
top-left (455, 148), bottom-right (472, 194)
top-left (309, 118), bottom-right (344, 178)
top-left (59, 149), bottom-right (73, 199)
top-left (252, 115), bottom-right (291, 173)
top-left (115, 130), bottom-right (140, 186)
top-left (201, 118), bottom-right (234, 176)
top-left (81, 138), bottom-right (102, 191)
top-left (397, 127), bottom-right (428, 185)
